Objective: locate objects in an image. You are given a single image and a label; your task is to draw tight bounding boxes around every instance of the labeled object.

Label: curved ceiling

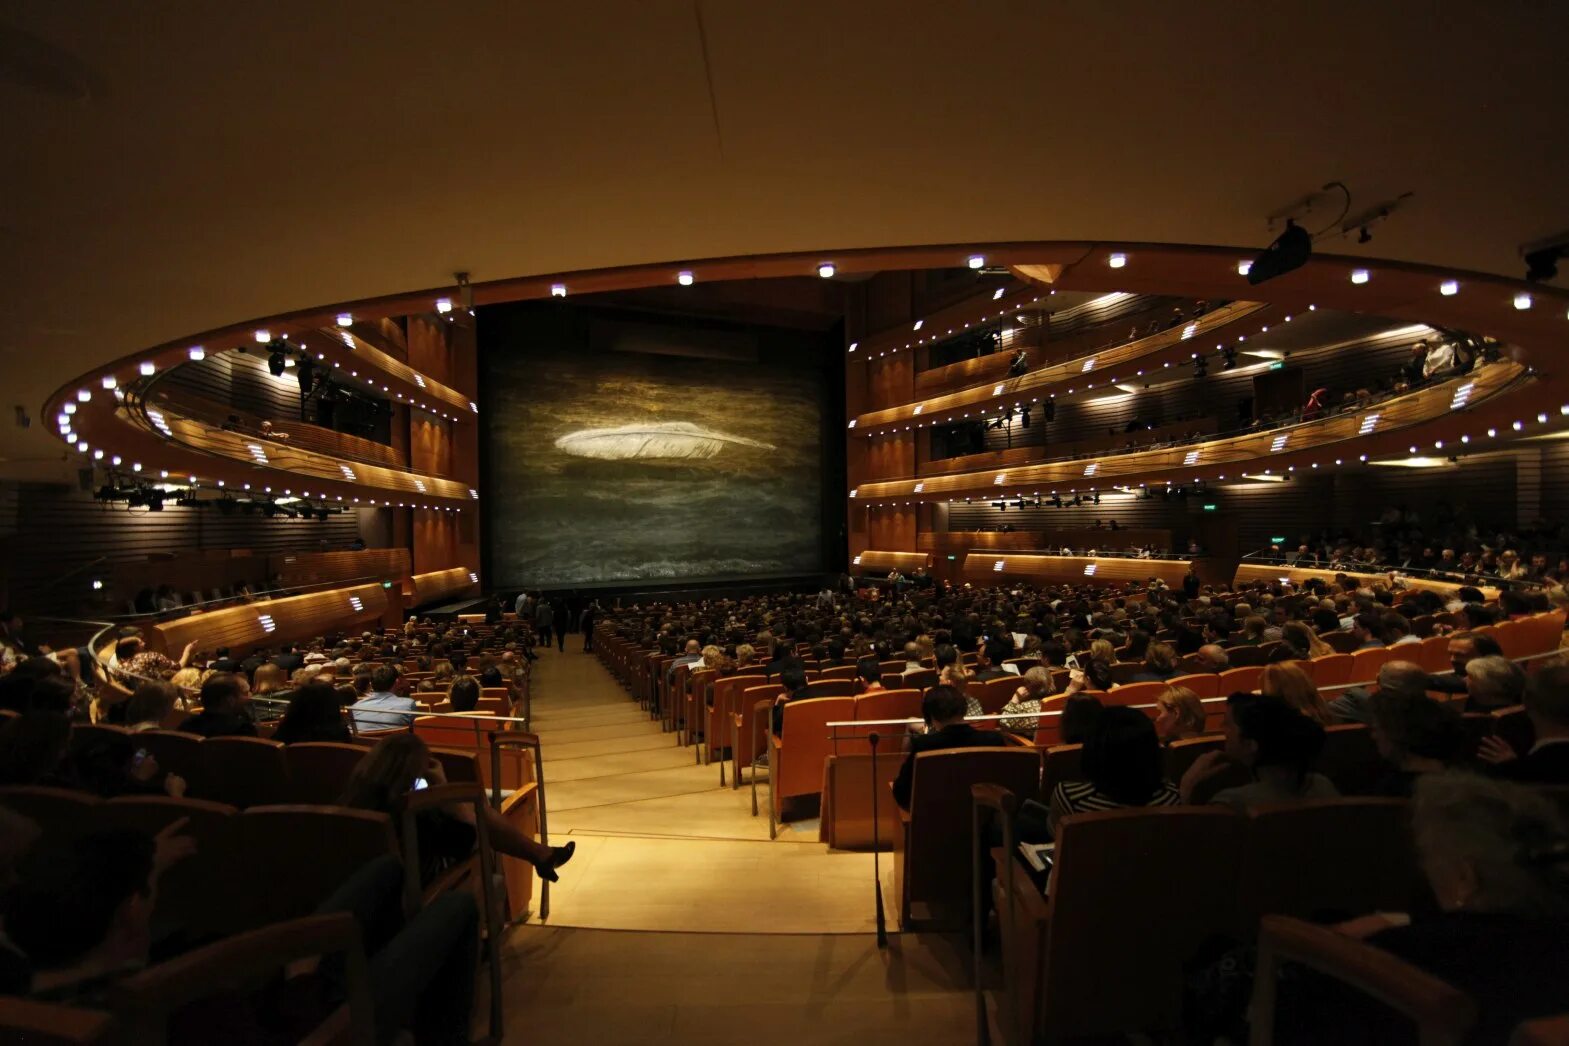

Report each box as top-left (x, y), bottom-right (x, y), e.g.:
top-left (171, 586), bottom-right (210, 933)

top-left (3, 1), bottom-right (1567, 480)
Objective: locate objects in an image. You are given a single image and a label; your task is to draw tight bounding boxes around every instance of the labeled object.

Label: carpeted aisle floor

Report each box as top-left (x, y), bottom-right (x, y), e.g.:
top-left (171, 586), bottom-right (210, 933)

top-left (492, 640), bottom-right (987, 1044)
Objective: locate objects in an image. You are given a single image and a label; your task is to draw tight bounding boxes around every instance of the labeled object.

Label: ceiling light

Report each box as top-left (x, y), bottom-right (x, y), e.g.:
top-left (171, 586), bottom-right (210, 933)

top-left (848, 342), bottom-right (858, 353)
top-left (254, 329), bottom-right (271, 343)
top-left (1439, 280), bottom-right (1459, 296)
top-left (1350, 269), bottom-right (1370, 284)
top-left (336, 313), bottom-right (353, 327)
top-left (1107, 253), bottom-right (1127, 268)
top-left (1514, 292), bottom-right (1533, 310)
top-left (76, 389), bottom-right (91, 402)
top-left (913, 320), bottom-right (923, 331)
top-left (817, 263), bottom-right (836, 278)
top-left (677, 271), bottom-right (694, 286)
top-left (1236, 261), bottom-right (1251, 276)
top-left (100, 375), bottom-right (116, 389)
top-left (188, 346), bottom-right (206, 361)
top-left (967, 254), bottom-right (985, 268)
top-left (992, 288), bottom-right (1005, 300)
top-left (139, 361), bottom-right (156, 376)
top-left (435, 298), bottom-right (453, 313)
top-left (550, 283), bottom-right (567, 297)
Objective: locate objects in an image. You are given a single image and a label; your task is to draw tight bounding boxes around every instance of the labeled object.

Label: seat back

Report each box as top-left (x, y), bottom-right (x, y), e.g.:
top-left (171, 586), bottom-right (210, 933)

top-left (240, 805), bottom-right (398, 929)
top-left (734, 684), bottom-right (779, 775)
top-left (1322, 631), bottom-right (1363, 654)
top-left (776, 697), bottom-right (856, 800)
top-left (1108, 662), bottom-right (1146, 685)
top-left (1033, 807), bottom-right (1246, 1041)
top-left (135, 730), bottom-right (213, 797)
top-left (900, 748), bottom-right (1041, 920)
top-left (804, 679), bottom-right (859, 698)
top-left (1226, 645), bottom-right (1268, 667)
top-left (817, 665), bottom-right (858, 681)
top-left (1163, 735), bottom-right (1224, 783)
top-left (901, 668), bottom-right (938, 690)
top-left (840, 690), bottom-right (923, 754)
top-left (1491, 705), bottom-right (1534, 757)
top-left (102, 795), bottom-right (242, 937)
top-left (0, 786), bottom-right (101, 843)
top-left (1218, 666), bottom-right (1265, 694)
top-left (284, 742), bottom-right (370, 804)
top-left (973, 676), bottom-right (1023, 714)
top-left (1238, 798), bottom-right (1416, 932)
top-left (1413, 635), bottom-right (1451, 674)
top-left (1348, 645), bottom-right (1393, 685)
top-left (1317, 723), bottom-right (1382, 796)
top-left (1167, 673), bottom-right (1220, 699)
top-left (202, 735), bottom-right (291, 808)
top-left (1040, 743), bottom-right (1084, 799)
top-left (1101, 680), bottom-right (1168, 710)
top-left (1308, 653), bottom-right (1355, 688)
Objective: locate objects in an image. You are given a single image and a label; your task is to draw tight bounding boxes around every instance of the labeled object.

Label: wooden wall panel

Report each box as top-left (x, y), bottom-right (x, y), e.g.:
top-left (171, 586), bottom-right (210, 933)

top-left (853, 550), bottom-right (931, 572)
top-left (1541, 442), bottom-right (1569, 523)
top-left (270, 548), bottom-right (411, 587)
top-left (410, 412), bottom-right (455, 479)
top-left (866, 505), bottom-right (917, 551)
top-left (150, 582), bottom-right (388, 655)
top-left (864, 432), bottom-right (916, 482)
top-left (407, 315), bottom-right (455, 388)
top-left (406, 566), bottom-right (479, 608)
top-left (161, 350), bottom-right (301, 423)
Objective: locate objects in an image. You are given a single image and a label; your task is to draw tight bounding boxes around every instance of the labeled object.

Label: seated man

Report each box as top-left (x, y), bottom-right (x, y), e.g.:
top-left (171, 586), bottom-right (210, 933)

top-left (1426, 631), bottom-right (1503, 695)
top-left (1188, 644), bottom-right (1230, 674)
top-left (350, 664), bottom-right (417, 730)
top-left (175, 673), bottom-right (257, 738)
top-left (893, 685), bottom-right (1008, 809)
top-left (1480, 657), bottom-right (1569, 783)
top-left (970, 637), bottom-right (1014, 682)
top-left (1180, 692), bottom-right (1338, 809)
top-left (1464, 655), bottom-right (1526, 713)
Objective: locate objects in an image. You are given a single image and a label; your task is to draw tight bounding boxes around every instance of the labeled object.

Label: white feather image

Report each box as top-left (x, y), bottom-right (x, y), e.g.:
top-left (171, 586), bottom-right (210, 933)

top-left (554, 421), bottom-right (775, 461)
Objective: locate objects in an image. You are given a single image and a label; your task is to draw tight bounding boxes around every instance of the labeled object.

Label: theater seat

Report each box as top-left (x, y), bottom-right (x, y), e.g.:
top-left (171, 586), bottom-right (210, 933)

top-left (1309, 653), bottom-right (1355, 688)
top-left (102, 795), bottom-right (241, 938)
top-left (202, 736), bottom-right (291, 808)
top-left (895, 747), bottom-right (1040, 929)
top-left (804, 679), bottom-right (859, 698)
top-left (707, 674), bottom-right (766, 781)
top-left (239, 805), bottom-right (398, 929)
top-left (134, 731), bottom-right (213, 798)
top-left (1168, 672), bottom-right (1220, 699)
top-left (768, 697), bottom-right (855, 836)
top-left (285, 742), bottom-right (369, 804)
top-left (1101, 680), bottom-right (1169, 710)
top-left (1348, 645), bottom-right (1394, 685)
top-left (1218, 665), bottom-right (1265, 694)
top-left (0, 786), bottom-right (100, 842)
top-left (1163, 734), bottom-right (1224, 784)
top-left (1317, 724), bottom-right (1381, 796)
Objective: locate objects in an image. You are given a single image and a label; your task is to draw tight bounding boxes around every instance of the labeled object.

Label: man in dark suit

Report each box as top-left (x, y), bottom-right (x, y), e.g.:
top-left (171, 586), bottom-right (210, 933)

top-left (1425, 632), bottom-right (1503, 695)
top-left (893, 686), bottom-right (1008, 809)
top-left (209, 646), bottom-right (242, 674)
top-left (970, 637), bottom-right (1014, 682)
top-left (1482, 659), bottom-right (1569, 784)
top-left (271, 643), bottom-right (304, 674)
top-left (176, 673), bottom-right (257, 738)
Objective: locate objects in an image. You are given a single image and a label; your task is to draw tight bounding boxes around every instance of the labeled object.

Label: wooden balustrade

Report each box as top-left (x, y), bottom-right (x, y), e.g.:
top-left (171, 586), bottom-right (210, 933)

top-left (852, 551), bottom-right (932, 573)
top-left (962, 553), bottom-right (1193, 587)
top-left (854, 300), bottom-right (1269, 431)
top-left (152, 385), bottom-right (408, 468)
top-left (857, 361), bottom-right (1524, 501)
top-left (405, 567), bottom-right (480, 609)
top-left (919, 416), bottom-right (1219, 477)
top-left (1232, 563), bottom-right (1499, 600)
top-left (271, 549), bottom-right (412, 587)
top-left (148, 582), bottom-right (388, 655)
top-left (918, 529), bottom-right (1172, 553)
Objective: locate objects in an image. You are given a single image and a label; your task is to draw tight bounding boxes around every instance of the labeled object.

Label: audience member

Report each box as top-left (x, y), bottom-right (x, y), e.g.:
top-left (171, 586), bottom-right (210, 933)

top-left (1045, 707), bottom-right (1182, 835)
top-left (1464, 655), bottom-right (1526, 713)
top-left (1154, 685), bottom-right (1206, 742)
top-left (175, 673), bottom-right (257, 738)
top-left (1368, 690), bottom-right (1466, 796)
top-left (892, 685), bottom-right (1007, 809)
top-left (273, 682), bottom-right (353, 744)
top-left (1479, 657), bottom-right (1569, 782)
top-left (350, 664), bottom-right (417, 730)
top-left (1259, 662), bottom-right (1333, 725)
top-left (1181, 693), bottom-right (1338, 808)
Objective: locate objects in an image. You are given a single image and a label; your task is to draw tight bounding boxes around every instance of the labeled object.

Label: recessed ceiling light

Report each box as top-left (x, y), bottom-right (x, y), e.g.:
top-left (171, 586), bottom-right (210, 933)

top-left (967, 254), bottom-right (985, 268)
top-left (336, 313), bottom-right (353, 327)
top-left (100, 375), bottom-right (116, 389)
top-left (818, 263), bottom-right (836, 278)
top-left (1350, 269), bottom-right (1370, 284)
top-left (254, 329), bottom-right (271, 342)
top-left (550, 283), bottom-right (567, 297)
top-left (77, 389), bottom-right (91, 402)
top-left (139, 361), bottom-right (155, 376)
top-left (188, 346), bottom-right (205, 361)
top-left (677, 271), bottom-right (694, 286)
top-left (1108, 253), bottom-right (1127, 268)
top-left (1514, 292), bottom-right (1533, 310)
top-left (1236, 261), bottom-right (1251, 276)
top-left (1439, 280), bottom-right (1459, 296)
top-left (435, 298), bottom-right (452, 313)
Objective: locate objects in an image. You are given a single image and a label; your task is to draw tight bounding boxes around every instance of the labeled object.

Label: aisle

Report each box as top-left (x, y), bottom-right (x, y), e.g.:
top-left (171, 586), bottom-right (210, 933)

top-left (525, 642), bottom-right (891, 934)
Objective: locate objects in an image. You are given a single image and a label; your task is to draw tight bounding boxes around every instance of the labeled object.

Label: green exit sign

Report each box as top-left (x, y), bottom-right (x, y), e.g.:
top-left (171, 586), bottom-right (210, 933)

top-left (1202, 503), bottom-right (1217, 511)
top-left (1270, 536), bottom-right (1286, 544)
top-left (947, 555), bottom-right (957, 561)
top-left (1269, 361), bottom-right (1284, 370)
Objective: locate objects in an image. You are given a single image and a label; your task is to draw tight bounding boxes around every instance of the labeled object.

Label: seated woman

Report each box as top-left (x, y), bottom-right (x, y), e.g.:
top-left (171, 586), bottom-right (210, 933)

top-left (1271, 620), bottom-right (1333, 662)
top-left (1088, 638), bottom-right (1119, 666)
top-left (734, 643), bottom-right (757, 671)
top-left (769, 660), bottom-right (811, 736)
top-left (1154, 685), bottom-right (1207, 743)
top-left (1043, 706), bottom-right (1182, 836)
top-left (1367, 689), bottom-right (1464, 797)
top-left (340, 734), bottom-right (573, 885)
top-left (1179, 693), bottom-right (1338, 808)
top-left (999, 666), bottom-right (1054, 735)
top-left (447, 675), bottom-right (480, 713)
top-left (273, 682), bottom-right (353, 744)
top-left (940, 663), bottom-right (983, 718)
top-left (1236, 615), bottom-right (1268, 646)
top-left (1129, 641), bottom-right (1180, 683)
top-left (1259, 662), bottom-right (1334, 725)
top-left (854, 655), bottom-right (885, 694)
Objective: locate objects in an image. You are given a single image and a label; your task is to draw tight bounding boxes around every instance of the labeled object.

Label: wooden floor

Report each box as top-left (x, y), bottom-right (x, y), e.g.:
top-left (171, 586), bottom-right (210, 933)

top-left (494, 640), bottom-right (984, 1044)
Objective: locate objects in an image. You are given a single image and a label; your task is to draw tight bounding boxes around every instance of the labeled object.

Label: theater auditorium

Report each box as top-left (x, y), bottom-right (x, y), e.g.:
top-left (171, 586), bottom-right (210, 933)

top-left (2, 4), bottom-right (1568, 1043)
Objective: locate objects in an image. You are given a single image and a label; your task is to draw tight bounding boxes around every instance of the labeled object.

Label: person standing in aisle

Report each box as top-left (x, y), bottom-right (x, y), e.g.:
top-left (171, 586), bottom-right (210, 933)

top-left (580, 600), bottom-right (599, 653)
top-left (535, 598), bottom-right (554, 649)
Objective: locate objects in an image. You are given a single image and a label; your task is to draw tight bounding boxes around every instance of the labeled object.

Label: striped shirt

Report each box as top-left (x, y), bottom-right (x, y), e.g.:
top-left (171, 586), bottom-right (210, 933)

top-left (1049, 779), bottom-right (1182, 822)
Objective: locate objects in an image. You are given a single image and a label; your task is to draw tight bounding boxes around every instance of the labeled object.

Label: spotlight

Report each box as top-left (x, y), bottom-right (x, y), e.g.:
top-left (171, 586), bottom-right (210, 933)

top-left (1524, 245), bottom-right (1564, 283)
top-left (1019, 406), bottom-right (1031, 429)
top-left (1351, 268), bottom-right (1371, 284)
top-left (1042, 400), bottom-right (1056, 423)
top-left (1107, 253), bottom-right (1127, 268)
top-left (336, 313), bottom-right (353, 327)
top-left (297, 355), bottom-right (316, 395)
top-left (1220, 347), bottom-right (1237, 370)
top-left (1245, 219), bottom-right (1312, 286)
top-left (677, 270), bottom-right (694, 285)
top-left (146, 490), bottom-right (164, 512)
top-left (1193, 355), bottom-right (1209, 378)
top-left (817, 263), bottom-right (836, 278)
top-left (1440, 280), bottom-right (1459, 296)
top-left (1357, 226), bottom-right (1372, 244)
top-left (268, 347), bottom-right (287, 377)
top-left (1008, 350), bottom-right (1029, 377)
top-left (967, 255), bottom-right (985, 268)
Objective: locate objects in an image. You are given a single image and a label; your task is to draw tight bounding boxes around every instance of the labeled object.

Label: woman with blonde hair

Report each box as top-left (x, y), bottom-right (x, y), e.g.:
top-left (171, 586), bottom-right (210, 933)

top-left (735, 643), bottom-right (757, 669)
top-left (1259, 661), bottom-right (1334, 725)
top-left (1279, 621), bottom-right (1333, 660)
top-left (340, 733), bottom-right (574, 885)
top-left (252, 662), bottom-right (288, 696)
top-left (1088, 638), bottom-right (1118, 666)
top-left (1153, 685), bottom-right (1206, 742)
top-left (940, 663), bottom-right (983, 718)
top-left (999, 666), bottom-right (1054, 734)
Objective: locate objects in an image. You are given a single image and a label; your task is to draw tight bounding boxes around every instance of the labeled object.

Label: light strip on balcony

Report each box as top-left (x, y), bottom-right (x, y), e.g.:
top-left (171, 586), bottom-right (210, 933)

top-left (338, 464), bottom-right (358, 482)
top-left (1270, 434), bottom-right (1289, 452)
top-left (913, 482), bottom-right (924, 493)
top-left (1081, 357), bottom-right (1097, 372)
top-left (469, 488), bottom-right (479, 499)
top-left (994, 474), bottom-right (1007, 485)
top-left (1083, 564), bottom-right (1098, 576)
top-left (993, 560), bottom-right (1006, 572)
top-left (348, 596), bottom-right (364, 612)
top-left (1083, 463), bottom-right (1099, 476)
top-left (468, 571), bottom-right (479, 583)
top-left (1359, 413), bottom-right (1381, 435)
top-left (852, 554), bottom-right (862, 565)
top-left (258, 613), bottom-right (277, 633)
top-left (1450, 382), bottom-right (1476, 410)
top-left (413, 479), bottom-right (427, 493)
top-left (1183, 450), bottom-right (1200, 466)
top-left (247, 443), bottom-right (270, 465)
top-left (146, 410), bottom-right (173, 437)
top-left (414, 374), bottom-right (427, 389)
top-left (1181, 322), bottom-right (1198, 340)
